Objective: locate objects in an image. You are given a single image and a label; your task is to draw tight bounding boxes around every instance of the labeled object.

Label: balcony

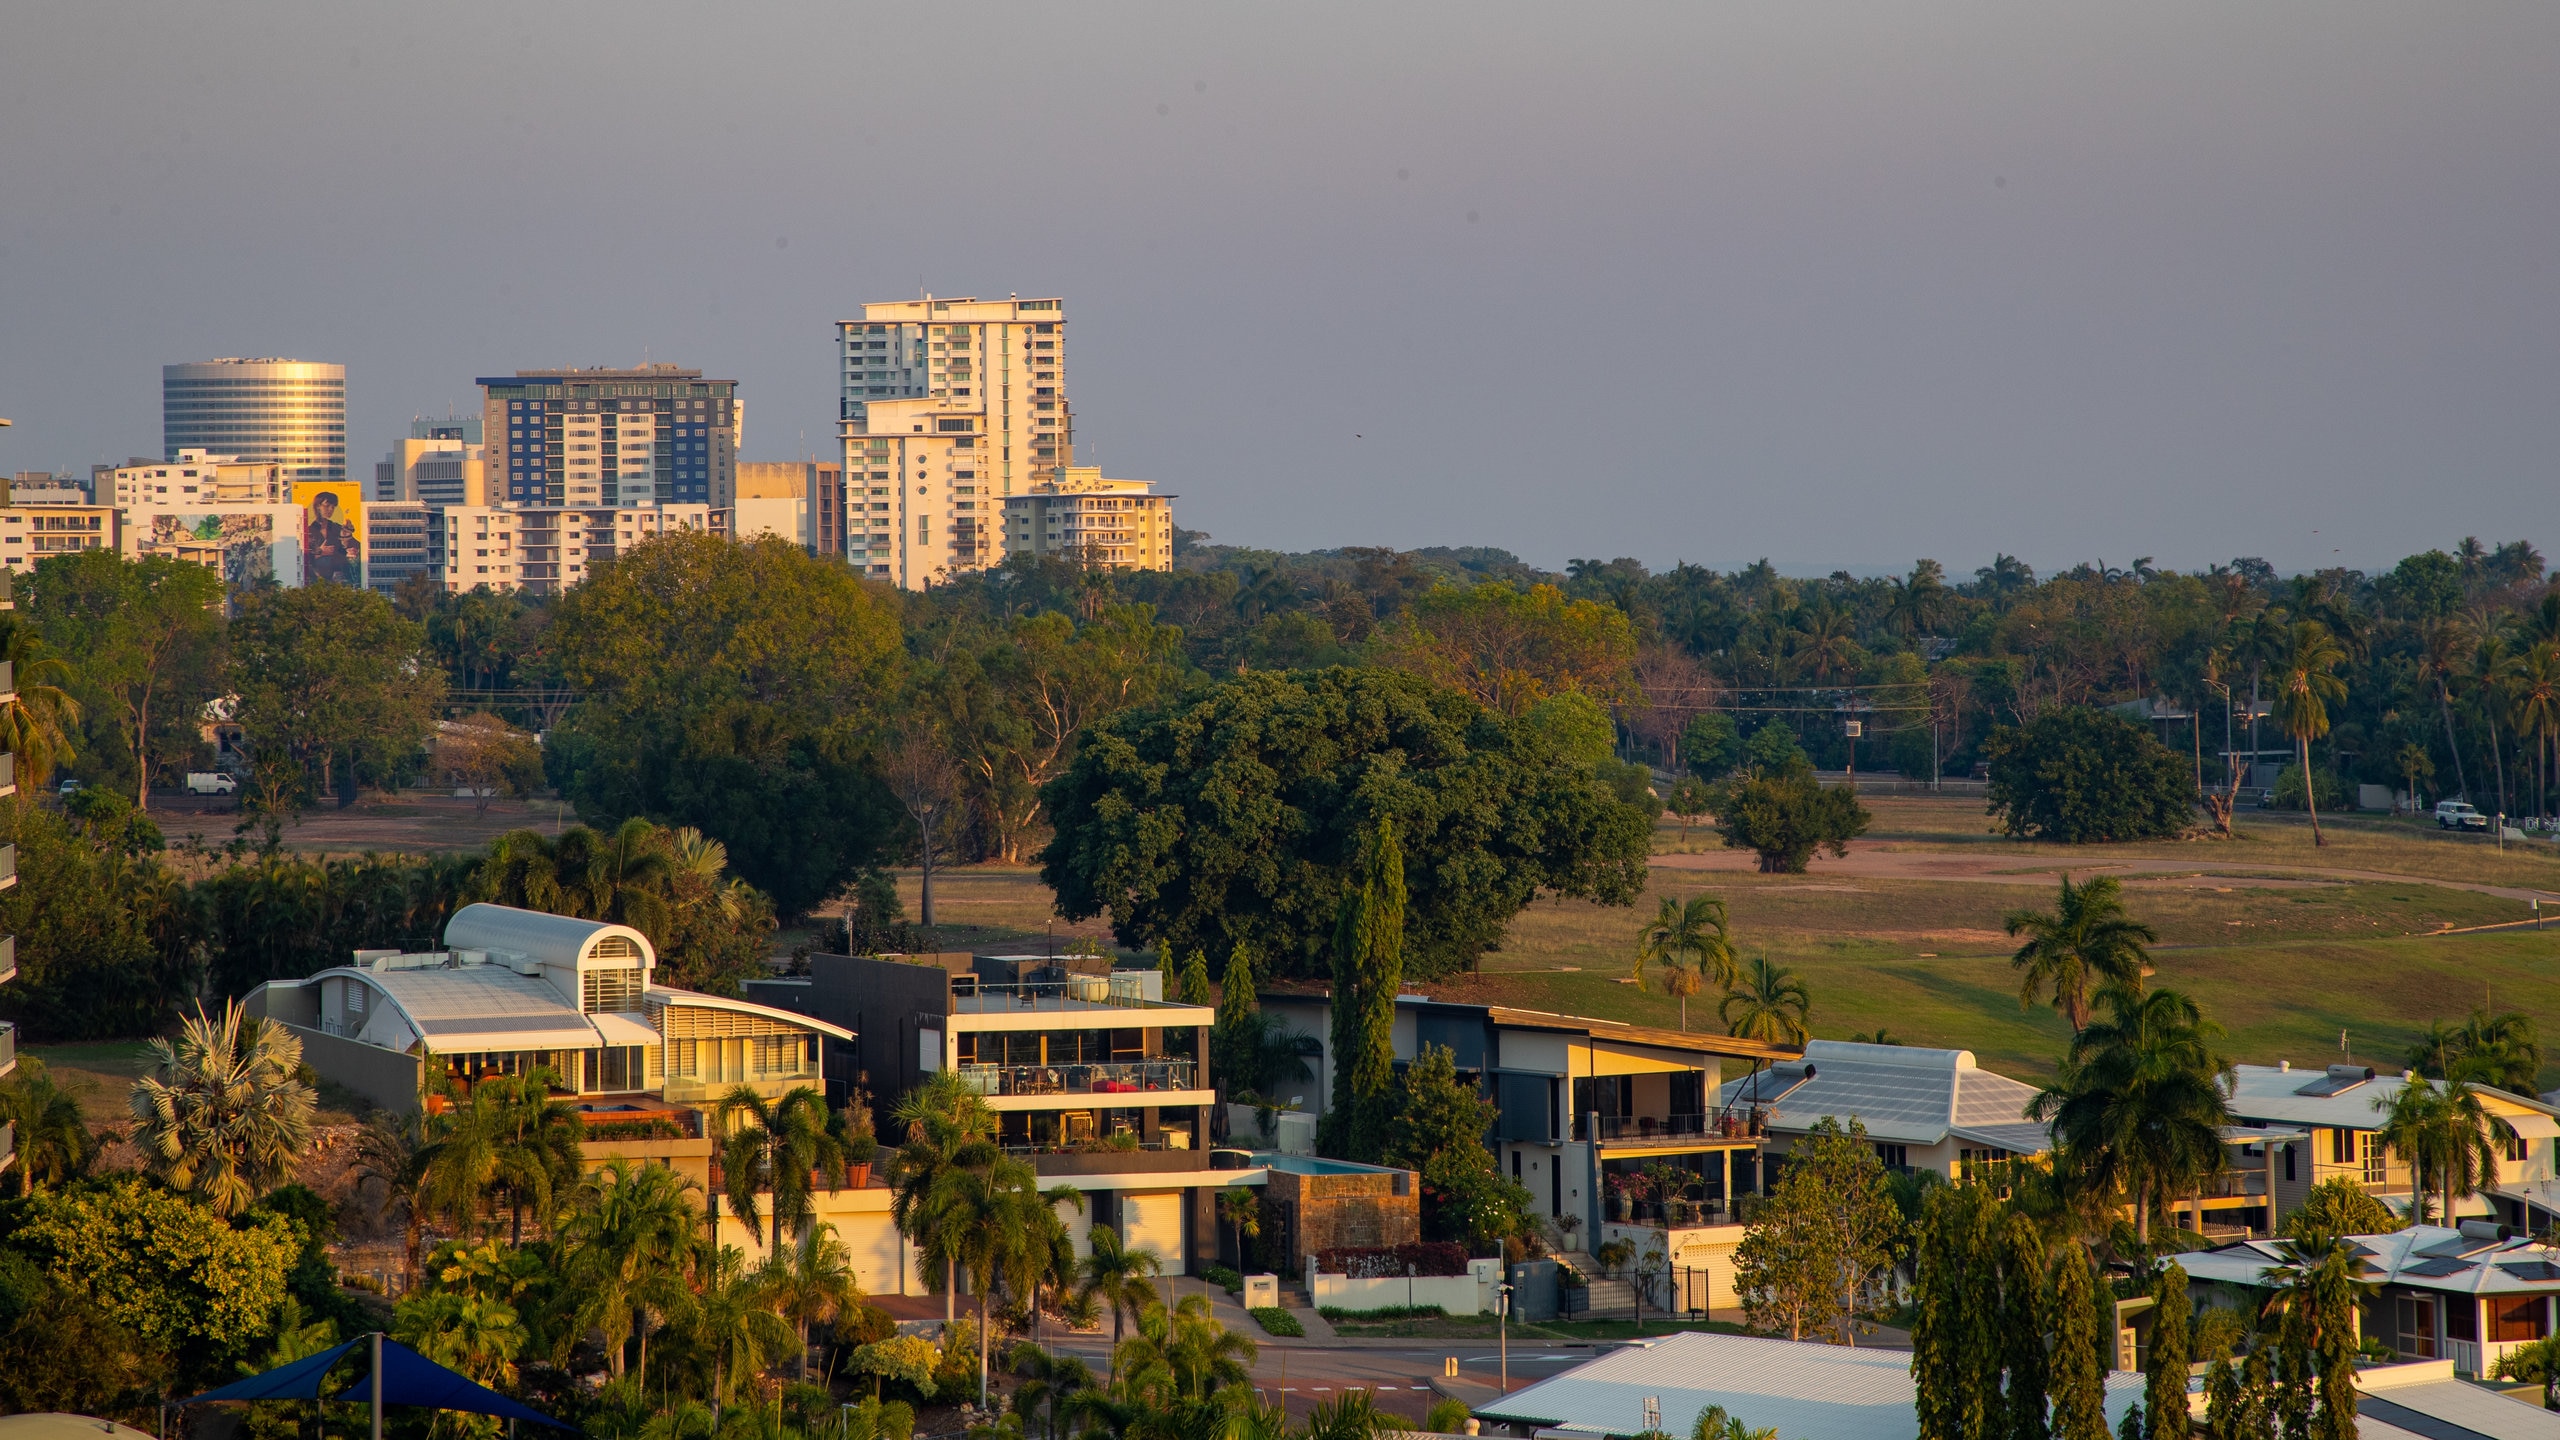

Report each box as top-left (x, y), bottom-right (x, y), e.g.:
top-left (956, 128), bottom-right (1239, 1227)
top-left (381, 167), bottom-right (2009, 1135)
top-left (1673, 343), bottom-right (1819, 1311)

top-left (949, 978), bottom-right (1168, 1015)
top-left (0, 843), bottom-right (17, 890)
top-left (0, 1022), bottom-right (13, 1076)
top-left (958, 1058), bottom-right (1196, 1098)
top-left (0, 1120), bottom-right (13, 1176)
top-left (0, 934), bottom-right (14, 985)
top-left (0, 750), bottom-right (13, 799)
top-left (1583, 1112), bottom-right (1763, 1145)
top-left (1023, 1146), bottom-right (1208, 1177)
top-left (0, 659), bottom-right (13, 701)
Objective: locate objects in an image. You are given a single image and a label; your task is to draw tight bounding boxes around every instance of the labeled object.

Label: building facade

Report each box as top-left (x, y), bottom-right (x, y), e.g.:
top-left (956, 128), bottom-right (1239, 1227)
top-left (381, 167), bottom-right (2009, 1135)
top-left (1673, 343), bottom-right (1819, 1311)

top-left (375, 418), bottom-right (488, 506)
top-left (734, 460), bottom-right (842, 554)
top-left (1002, 467), bottom-right (1175, 570)
top-left (0, 503), bottom-right (119, 573)
top-left (837, 296), bottom-right (1068, 586)
top-left (365, 502), bottom-right (433, 595)
top-left (164, 359), bottom-right (346, 485)
top-left (479, 367), bottom-right (738, 509)
top-left (431, 504), bottom-right (721, 595)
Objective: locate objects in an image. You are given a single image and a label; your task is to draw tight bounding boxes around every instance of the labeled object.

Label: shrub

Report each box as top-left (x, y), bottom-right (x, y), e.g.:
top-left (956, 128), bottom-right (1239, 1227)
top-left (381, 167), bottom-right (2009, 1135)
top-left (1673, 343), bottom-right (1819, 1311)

top-left (1199, 1265), bottom-right (1245, 1293)
top-left (2268, 764), bottom-right (2348, 813)
top-left (1320, 1304), bottom-right (1448, 1321)
top-left (1316, 1242), bottom-right (1471, 1278)
top-left (1983, 707), bottom-right (2194, 843)
top-left (1714, 772), bottom-right (1870, 873)
top-left (1425, 1399), bottom-right (1474, 1435)
top-left (1249, 1306), bottom-right (1305, 1337)
top-left (585, 1117), bottom-right (687, 1141)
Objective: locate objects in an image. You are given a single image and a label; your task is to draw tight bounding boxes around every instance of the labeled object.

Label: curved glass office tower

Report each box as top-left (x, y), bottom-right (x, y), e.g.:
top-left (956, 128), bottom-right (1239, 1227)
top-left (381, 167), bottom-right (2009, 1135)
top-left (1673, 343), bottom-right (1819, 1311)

top-left (164, 358), bottom-right (346, 483)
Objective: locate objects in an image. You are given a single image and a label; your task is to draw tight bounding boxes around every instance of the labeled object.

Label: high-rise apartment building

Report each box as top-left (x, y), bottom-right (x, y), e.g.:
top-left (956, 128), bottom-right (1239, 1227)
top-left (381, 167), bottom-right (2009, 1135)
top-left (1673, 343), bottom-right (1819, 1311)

top-left (837, 296), bottom-right (1068, 587)
top-left (479, 367), bottom-right (739, 509)
top-left (164, 359), bottom-right (346, 485)
top-left (375, 417), bottom-right (487, 505)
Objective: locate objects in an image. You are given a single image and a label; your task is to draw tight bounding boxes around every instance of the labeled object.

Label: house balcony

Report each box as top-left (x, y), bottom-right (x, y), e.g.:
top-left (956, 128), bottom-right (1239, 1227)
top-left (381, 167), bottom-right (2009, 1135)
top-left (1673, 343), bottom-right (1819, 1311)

top-left (0, 1120), bottom-right (14, 1176)
top-left (958, 1058), bottom-right (1198, 1099)
top-left (0, 843), bottom-right (18, 890)
top-left (950, 978), bottom-right (1160, 1016)
top-left (1582, 1112), bottom-right (1763, 1148)
top-left (0, 751), bottom-right (14, 800)
top-left (0, 1022), bottom-right (15, 1078)
top-left (0, 934), bottom-right (14, 986)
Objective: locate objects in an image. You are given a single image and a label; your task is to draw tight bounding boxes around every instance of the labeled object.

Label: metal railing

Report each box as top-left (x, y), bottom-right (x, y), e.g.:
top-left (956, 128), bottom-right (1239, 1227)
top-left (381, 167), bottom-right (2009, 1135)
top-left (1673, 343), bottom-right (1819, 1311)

top-left (1002, 1137), bottom-right (1182, 1157)
top-left (2198, 1171), bottom-right (2269, 1200)
top-left (948, 977), bottom-right (1160, 1013)
top-left (0, 1023), bottom-right (15, 1076)
top-left (957, 1059), bottom-right (1197, 1097)
top-left (1584, 1110), bottom-right (1763, 1143)
top-left (0, 844), bottom-right (17, 889)
top-left (0, 935), bottom-right (14, 985)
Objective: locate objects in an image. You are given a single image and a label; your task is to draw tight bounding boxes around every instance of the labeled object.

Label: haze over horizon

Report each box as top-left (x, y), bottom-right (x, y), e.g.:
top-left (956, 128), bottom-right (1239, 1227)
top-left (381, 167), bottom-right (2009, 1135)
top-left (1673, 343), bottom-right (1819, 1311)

top-left (4, 4), bottom-right (2556, 578)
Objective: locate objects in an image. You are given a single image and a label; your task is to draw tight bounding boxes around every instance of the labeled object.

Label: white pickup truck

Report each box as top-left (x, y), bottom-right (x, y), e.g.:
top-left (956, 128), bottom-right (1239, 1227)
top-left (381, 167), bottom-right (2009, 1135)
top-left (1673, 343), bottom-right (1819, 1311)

top-left (2436, 799), bottom-right (2489, 831)
top-left (185, 772), bottom-right (238, 795)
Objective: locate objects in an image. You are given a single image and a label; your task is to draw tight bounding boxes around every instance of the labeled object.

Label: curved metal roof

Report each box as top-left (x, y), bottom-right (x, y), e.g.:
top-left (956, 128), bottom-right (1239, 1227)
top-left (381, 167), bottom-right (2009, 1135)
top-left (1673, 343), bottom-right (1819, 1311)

top-left (442, 903), bottom-right (655, 971)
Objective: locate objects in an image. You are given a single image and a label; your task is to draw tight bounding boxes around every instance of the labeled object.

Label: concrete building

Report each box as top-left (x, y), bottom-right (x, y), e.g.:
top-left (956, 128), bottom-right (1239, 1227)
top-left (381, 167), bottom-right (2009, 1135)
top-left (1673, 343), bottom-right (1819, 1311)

top-left (8, 472), bottom-right (91, 505)
top-left (0, 502), bottom-right (119, 573)
top-left (837, 296), bottom-right (1067, 586)
top-left (164, 359), bottom-right (346, 485)
top-left (108, 450), bottom-right (287, 508)
top-left (479, 367), bottom-right (738, 509)
top-left (1002, 467), bottom-right (1174, 570)
top-left (374, 418), bottom-right (488, 506)
top-left (365, 502), bottom-right (433, 595)
top-left (432, 504), bottom-right (721, 595)
top-left (785, 951), bottom-right (1247, 1276)
top-left (734, 460), bottom-right (841, 553)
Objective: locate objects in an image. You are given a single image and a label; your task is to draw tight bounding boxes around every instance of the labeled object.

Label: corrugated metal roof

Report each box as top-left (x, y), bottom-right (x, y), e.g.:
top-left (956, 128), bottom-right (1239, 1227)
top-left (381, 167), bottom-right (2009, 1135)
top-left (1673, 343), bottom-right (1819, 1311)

top-left (2359, 1360), bottom-right (2560, 1438)
top-left (1472, 1330), bottom-right (2142, 1440)
top-left (2227, 1064), bottom-right (2560, 1132)
top-left (1715, 1040), bottom-right (2047, 1148)
top-left (443, 902), bottom-right (655, 970)
top-left (2182, 1227), bottom-right (2560, 1298)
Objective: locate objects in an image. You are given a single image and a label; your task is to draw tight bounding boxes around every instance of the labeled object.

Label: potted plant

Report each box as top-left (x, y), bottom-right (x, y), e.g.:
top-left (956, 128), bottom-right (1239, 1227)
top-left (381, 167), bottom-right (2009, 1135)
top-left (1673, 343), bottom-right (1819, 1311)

top-left (843, 1088), bottom-right (879, 1188)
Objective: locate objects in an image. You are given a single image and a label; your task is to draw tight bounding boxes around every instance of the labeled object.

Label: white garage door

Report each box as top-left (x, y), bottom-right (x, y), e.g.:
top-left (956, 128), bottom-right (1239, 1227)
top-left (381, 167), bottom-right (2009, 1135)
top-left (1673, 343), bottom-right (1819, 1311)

top-left (1121, 1190), bottom-right (1187, 1277)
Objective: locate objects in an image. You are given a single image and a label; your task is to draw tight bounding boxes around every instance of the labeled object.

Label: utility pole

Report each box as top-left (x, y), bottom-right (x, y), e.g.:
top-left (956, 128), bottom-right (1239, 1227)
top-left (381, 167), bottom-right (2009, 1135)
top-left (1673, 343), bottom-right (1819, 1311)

top-left (1497, 1280), bottom-right (1513, 1394)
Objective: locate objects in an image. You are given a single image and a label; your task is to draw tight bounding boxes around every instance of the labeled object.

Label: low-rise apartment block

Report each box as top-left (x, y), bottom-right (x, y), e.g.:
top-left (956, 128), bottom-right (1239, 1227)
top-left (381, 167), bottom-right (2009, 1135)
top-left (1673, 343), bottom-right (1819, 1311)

top-left (432, 504), bottom-right (720, 595)
top-left (1003, 467), bottom-right (1174, 570)
top-left (0, 501), bottom-right (118, 573)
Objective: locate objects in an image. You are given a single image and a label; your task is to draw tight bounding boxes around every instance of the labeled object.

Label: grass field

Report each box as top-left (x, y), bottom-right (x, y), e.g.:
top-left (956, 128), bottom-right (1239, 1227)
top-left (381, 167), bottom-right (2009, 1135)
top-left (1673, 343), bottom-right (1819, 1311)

top-left (885, 795), bottom-right (2560, 1089)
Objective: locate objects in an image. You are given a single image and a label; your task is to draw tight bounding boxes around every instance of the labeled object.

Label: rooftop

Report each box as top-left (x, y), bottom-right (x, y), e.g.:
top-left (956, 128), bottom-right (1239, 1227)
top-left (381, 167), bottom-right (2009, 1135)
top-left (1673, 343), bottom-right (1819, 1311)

top-left (1717, 1040), bottom-right (2048, 1149)
top-left (2183, 1223), bottom-right (2560, 1298)
top-left (2228, 1063), bottom-right (2560, 1133)
top-left (1473, 1329), bottom-right (2142, 1440)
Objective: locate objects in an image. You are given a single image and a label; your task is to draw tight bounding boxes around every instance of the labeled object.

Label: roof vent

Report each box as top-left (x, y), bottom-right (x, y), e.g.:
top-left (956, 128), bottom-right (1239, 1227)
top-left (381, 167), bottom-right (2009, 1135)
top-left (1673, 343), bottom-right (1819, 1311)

top-left (2278, 1060), bottom-right (2290, 1072)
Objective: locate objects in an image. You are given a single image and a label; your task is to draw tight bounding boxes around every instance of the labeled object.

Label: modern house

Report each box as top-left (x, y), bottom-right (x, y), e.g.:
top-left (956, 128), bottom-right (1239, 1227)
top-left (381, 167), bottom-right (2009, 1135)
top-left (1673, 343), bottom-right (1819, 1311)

top-left (791, 951), bottom-right (1248, 1277)
top-left (1255, 989), bottom-right (1799, 1312)
top-left (2225, 1063), bottom-right (2560, 1230)
top-left (1717, 1040), bottom-right (2052, 1180)
top-left (2183, 1223), bottom-right (2560, 1379)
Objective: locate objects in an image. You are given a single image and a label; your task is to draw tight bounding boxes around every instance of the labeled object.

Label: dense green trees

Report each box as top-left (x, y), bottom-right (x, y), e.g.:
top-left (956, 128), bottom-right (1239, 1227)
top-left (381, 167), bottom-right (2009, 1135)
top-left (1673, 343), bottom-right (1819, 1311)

top-left (1041, 666), bottom-right (1651, 979)
top-left (228, 581), bottom-right (448, 813)
top-left (1378, 1046), bottom-right (1536, 1255)
top-left (1324, 818), bottom-right (1406, 1160)
top-left (2033, 987), bottom-right (2235, 1243)
top-left (30, 549), bottom-right (226, 807)
top-left (1983, 708), bottom-right (2195, 843)
top-left (549, 532), bottom-right (907, 914)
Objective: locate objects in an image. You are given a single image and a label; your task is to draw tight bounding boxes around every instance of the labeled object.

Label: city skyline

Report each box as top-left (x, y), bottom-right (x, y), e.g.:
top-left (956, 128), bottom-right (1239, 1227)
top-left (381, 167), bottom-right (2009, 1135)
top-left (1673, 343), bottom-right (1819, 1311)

top-left (6, 6), bottom-right (2560, 576)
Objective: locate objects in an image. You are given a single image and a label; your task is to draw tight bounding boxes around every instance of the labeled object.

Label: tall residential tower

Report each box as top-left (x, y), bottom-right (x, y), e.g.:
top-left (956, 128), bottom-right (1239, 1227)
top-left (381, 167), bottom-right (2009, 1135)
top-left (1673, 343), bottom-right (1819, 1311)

top-left (478, 366), bottom-right (739, 509)
top-left (837, 296), bottom-right (1068, 587)
top-left (163, 358), bottom-right (347, 484)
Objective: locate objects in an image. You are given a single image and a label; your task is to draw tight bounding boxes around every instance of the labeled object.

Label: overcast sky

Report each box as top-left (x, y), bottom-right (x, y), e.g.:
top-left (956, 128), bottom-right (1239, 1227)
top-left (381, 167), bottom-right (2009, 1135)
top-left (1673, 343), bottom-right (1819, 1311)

top-left (3, 4), bottom-right (2554, 577)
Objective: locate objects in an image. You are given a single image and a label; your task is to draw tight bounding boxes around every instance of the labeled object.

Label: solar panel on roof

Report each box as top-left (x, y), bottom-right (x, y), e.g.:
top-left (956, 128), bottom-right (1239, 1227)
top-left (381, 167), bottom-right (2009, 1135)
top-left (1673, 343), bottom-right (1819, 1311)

top-left (2496, 1260), bottom-right (2560, 1283)
top-left (2399, 1256), bottom-right (2476, 1278)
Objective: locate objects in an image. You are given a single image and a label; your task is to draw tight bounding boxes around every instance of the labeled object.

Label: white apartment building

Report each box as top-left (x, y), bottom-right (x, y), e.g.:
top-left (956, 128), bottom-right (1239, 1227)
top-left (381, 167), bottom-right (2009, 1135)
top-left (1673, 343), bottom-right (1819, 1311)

top-left (107, 449), bottom-right (287, 508)
top-left (375, 419), bottom-right (489, 506)
top-left (435, 504), bottom-right (720, 595)
top-left (837, 295), bottom-right (1068, 587)
top-left (1003, 467), bottom-right (1174, 570)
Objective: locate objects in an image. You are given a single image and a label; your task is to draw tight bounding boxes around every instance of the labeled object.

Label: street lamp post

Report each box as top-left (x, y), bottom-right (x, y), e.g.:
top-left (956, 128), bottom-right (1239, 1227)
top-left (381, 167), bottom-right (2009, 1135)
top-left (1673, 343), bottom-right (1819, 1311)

top-left (1497, 1280), bottom-right (1514, 1395)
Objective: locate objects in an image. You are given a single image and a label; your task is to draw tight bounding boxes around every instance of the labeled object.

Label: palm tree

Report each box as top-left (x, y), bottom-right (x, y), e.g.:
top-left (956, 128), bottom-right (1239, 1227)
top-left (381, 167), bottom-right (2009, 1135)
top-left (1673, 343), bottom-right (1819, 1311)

top-left (2004, 874), bottom-right (2157, 1032)
top-left (926, 1137), bottom-right (1080, 1404)
top-left (2030, 985), bottom-right (2234, 1242)
top-left (888, 1071), bottom-right (999, 1323)
top-left (2413, 616), bottom-right (2473, 802)
top-left (2271, 621), bottom-right (2348, 845)
top-left (2375, 1077), bottom-right (2510, 1226)
top-left (1153, 1292), bottom-right (1257, 1399)
top-left (2501, 644), bottom-right (2560, 820)
top-left (418, 1085), bottom-right (506, 1242)
top-left (1719, 956), bottom-right (1812, 1046)
top-left (0, 617), bottom-right (79, 796)
top-left (688, 1245), bottom-right (797, 1420)
top-left (128, 999), bottom-right (315, 1216)
top-left (0, 1059), bottom-right (97, 1194)
top-left (1634, 894), bottom-right (1737, 1031)
top-left (484, 1068), bottom-right (584, 1244)
top-left (351, 1109), bottom-right (430, 1289)
top-left (755, 1222), bottom-right (861, 1380)
top-left (1078, 1222), bottom-right (1165, 1353)
top-left (1216, 1187), bottom-right (1261, 1271)
top-left (1008, 1343), bottom-right (1095, 1440)
top-left (718, 1084), bottom-right (846, 1254)
top-left (561, 1156), bottom-right (704, 1381)
top-left (2407, 1009), bottom-right (2543, 1094)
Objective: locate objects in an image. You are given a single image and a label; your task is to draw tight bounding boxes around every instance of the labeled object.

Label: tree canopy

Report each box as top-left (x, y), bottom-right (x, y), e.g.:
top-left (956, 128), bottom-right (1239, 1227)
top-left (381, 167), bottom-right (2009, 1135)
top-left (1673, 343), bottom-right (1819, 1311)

top-left (1984, 707), bottom-right (2195, 843)
top-left (1039, 665), bottom-right (1652, 979)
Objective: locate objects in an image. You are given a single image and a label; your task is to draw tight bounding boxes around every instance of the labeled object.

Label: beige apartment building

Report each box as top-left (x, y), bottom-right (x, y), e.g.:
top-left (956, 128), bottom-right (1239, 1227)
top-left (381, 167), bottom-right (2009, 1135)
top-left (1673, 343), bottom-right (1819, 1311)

top-left (0, 504), bottom-right (119, 573)
top-left (107, 449), bottom-right (288, 507)
top-left (837, 295), bottom-right (1069, 587)
top-left (1003, 467), bottom-right (1174, 570)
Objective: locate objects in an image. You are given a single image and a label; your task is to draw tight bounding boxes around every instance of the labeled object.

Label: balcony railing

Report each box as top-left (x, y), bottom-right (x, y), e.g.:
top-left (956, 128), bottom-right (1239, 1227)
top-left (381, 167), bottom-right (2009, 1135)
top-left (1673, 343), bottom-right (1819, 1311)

top-left (0, 751), bottom-right (13, 797)
top-left (0, 934), bottom-right (14, 985)
top-left (949, 978), bottom-right (1163, 1013)
top-left (958, 1059), bottom-right (1198, 1097)
top-left (0, 1023), bottom-right (14, 1077)
top-left (0, 843), bottom-right (17, 889)
top-left (2198, 1171), bottom-right (2269, 1201)
top-left (1584, 1111), bottom-right (1762, 1143)
top-left (0, 660), bottom-right (14, 699)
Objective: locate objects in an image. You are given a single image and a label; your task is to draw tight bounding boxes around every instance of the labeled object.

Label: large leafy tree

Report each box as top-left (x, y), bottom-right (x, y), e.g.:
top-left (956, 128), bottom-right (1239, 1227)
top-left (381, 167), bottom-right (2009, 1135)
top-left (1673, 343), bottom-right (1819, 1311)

top-left (1733, 1117), bottom-right (1900, 1345)
top-left (1370, 580), bottom-right (1638, 716)
top-left (1041, 666), bottom-right (1651, 979)
top-left (228, 581), bottom-right (446, 812)
top-left (1714, 771), bottom-right (1870, 873)
top-left (2004, 874), bottom-right (2157, 1032)
top-left (1380, 1045), bottom-right (1535, 1255)
top-left (548, 532), bottom-right (906, 914)
top-left (29, 550), bottom-right (225, 809)
top-left (2405, 1008), bottom-right (2542, 1094)
top-left (1982, 707), bottom-right (2194, 843)
top-left (14, 1178), bottom-right (299, 1365)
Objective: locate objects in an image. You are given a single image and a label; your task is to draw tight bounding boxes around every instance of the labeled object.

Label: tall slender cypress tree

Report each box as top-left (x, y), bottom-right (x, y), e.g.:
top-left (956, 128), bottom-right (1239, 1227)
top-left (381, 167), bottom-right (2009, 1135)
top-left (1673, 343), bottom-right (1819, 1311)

top-left (2048, 1248), bottom-right (2111, 1440)
top-left (2307, 1249), bottom-right (2358, 1440)
top-left (1325, 816), bottom-right (1405, 1161)
top-left (2002, 1213), bottom-right (2052, 1440)
top-left (1914, 1184), bottom-right (2006, 1440)
top-left (2145, 1263), bottom-right (2191, 1440)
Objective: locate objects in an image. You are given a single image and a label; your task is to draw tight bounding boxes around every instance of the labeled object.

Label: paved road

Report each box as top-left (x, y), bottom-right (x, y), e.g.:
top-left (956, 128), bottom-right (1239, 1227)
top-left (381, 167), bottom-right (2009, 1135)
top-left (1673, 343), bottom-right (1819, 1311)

top-left (1037, 1332), bottom-right (1585, 1419)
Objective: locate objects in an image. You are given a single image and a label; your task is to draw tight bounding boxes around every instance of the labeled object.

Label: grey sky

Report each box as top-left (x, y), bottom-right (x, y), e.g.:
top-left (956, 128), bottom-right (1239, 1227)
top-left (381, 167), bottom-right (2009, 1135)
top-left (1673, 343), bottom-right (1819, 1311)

top-left (4, 4), bottom-right (2554, 576)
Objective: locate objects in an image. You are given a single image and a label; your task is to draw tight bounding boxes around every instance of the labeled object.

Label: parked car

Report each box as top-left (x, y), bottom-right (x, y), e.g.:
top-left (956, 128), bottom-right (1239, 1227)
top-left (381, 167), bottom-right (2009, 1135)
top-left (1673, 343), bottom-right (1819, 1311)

top-left (56, 777), bottom-right (82, 797)
top-left (185, 772), bottom-right (238, 796)
top-left (2436, 799), bottom-right (2489, 831)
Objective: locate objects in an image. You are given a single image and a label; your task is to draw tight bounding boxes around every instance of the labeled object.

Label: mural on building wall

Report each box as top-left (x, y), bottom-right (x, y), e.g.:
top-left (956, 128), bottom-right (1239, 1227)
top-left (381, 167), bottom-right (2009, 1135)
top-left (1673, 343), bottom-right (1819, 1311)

top-left (141, 511), bottom-right (285, 588)
top-left (293, 481), bottom-right (365, 586)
